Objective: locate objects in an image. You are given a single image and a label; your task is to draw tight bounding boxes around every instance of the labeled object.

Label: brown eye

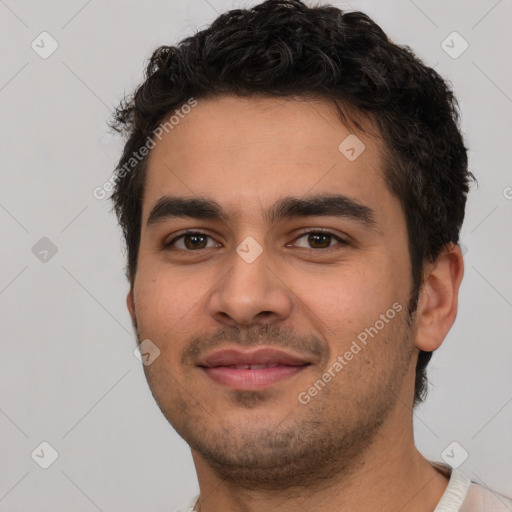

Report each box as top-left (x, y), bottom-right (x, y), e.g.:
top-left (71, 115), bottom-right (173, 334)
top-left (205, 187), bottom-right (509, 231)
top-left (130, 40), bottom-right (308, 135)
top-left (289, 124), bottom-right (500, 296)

top-left (294, 231), bottom-right (346, 250)
top-left (183, 234), bottom-right (208, 249)
top-left (307, 233), bottom-right (332, 249)
top-left (166, 232), bottom-right (219, 251)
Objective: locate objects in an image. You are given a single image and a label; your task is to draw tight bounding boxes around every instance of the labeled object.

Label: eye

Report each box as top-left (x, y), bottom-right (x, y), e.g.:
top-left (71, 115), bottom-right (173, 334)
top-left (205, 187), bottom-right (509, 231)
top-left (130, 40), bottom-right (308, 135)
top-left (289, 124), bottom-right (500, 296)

top-left (164, 229), bottom-right (347, 252)
top-left (292, 230), bottom-right (347, 250)
top-left (165, 231), bottom-right (220, 251)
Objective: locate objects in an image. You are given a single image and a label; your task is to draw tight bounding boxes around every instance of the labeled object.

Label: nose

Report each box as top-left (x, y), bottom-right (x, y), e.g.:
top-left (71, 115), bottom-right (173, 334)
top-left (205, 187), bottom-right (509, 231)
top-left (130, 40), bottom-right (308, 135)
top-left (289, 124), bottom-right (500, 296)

top-left (206, 241), bottom-right (293, 327)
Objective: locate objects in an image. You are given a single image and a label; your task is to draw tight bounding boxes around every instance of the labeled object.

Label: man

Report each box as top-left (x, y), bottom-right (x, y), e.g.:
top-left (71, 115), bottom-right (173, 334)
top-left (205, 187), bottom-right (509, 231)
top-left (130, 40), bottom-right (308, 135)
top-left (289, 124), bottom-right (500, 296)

top-left (109, 1), bottom-right (511, 510)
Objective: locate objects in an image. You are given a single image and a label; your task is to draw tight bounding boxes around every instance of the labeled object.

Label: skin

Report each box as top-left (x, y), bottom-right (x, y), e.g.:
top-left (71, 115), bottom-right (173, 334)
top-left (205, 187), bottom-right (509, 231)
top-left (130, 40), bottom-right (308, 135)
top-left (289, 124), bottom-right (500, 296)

top-left (126, 95), bottom-right (464, 512)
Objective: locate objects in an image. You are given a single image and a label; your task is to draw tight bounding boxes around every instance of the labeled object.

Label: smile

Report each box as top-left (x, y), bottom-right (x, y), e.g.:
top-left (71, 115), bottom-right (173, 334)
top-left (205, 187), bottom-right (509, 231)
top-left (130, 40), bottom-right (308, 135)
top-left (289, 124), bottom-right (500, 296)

top-left (201, 364), bottom-right (309, 389)
top-left (196, 347), bottom-right (314, 389)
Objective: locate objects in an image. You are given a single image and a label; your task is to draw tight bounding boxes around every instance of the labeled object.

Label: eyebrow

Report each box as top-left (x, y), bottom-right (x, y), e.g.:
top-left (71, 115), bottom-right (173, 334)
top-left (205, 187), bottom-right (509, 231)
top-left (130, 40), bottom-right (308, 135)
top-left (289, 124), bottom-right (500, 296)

top-left (146, 194), bottom-right (378, 229)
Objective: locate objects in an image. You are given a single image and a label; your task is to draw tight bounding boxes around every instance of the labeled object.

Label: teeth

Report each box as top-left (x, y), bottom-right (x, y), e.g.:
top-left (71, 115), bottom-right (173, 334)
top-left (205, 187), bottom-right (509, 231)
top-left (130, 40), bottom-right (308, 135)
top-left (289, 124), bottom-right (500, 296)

top-left (230, 363), bottom-right (281, 369)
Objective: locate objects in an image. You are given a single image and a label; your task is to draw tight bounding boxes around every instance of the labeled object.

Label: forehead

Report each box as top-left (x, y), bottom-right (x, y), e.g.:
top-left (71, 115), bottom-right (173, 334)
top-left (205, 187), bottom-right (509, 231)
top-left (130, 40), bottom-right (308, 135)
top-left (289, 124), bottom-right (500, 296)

top-left (142, 95), bottom-right (390, 222)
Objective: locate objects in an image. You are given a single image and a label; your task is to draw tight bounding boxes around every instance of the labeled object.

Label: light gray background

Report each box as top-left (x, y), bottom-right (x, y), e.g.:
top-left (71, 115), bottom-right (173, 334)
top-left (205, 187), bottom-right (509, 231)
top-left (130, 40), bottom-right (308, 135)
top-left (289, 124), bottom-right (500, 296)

top-left (1, 0), bottom-right (511, 510)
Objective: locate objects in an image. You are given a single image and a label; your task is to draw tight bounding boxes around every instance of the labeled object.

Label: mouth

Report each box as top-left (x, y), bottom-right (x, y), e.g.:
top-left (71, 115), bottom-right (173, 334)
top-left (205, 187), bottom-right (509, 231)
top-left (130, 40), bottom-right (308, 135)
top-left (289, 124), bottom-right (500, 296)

top-left (197, 347), bottom-right (312, 390)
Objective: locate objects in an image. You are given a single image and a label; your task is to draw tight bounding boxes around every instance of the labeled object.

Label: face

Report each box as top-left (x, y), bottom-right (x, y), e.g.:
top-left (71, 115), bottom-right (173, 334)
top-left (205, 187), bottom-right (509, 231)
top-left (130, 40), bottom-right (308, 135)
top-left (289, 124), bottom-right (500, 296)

top-left (127, 96), bottom-right (418, 488)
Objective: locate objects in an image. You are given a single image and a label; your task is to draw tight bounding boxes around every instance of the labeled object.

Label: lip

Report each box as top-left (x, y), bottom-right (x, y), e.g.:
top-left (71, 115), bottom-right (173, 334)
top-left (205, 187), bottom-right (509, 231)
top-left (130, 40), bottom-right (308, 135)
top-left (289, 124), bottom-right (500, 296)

top-left (197, 347), bottom-right (312, 390)
top-left (197, 347), bottom-right (312, 367)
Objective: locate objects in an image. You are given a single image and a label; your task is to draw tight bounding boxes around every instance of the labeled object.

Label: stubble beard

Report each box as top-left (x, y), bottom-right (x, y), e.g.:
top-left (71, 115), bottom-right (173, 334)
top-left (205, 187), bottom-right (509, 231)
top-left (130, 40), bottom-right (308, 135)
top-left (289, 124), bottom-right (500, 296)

top-left (138, 310), bottom-right (416, 492)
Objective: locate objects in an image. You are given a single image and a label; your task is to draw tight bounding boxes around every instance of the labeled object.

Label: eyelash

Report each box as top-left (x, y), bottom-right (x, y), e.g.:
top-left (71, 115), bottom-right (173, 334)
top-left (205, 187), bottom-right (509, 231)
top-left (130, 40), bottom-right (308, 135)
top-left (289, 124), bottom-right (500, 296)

top-left (164, 229), bottom-right (348, 252)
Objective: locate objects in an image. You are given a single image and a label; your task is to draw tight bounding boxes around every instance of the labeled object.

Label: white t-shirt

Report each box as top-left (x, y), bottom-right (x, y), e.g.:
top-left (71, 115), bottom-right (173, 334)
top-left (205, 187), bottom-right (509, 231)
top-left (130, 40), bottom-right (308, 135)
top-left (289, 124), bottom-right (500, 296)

top-left (174, 464), bottom-right (512, 512)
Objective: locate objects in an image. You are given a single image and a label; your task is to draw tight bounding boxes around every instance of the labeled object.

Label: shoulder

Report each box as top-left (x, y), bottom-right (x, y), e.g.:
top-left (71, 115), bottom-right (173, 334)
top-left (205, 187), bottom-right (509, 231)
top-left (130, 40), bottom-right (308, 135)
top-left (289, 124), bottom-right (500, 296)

top-left (460, 482), bottom-right (512, 512)
top-left (172, 494), bottom-right (200, 512)
top-left (431, 462), bottom-right (512, 512)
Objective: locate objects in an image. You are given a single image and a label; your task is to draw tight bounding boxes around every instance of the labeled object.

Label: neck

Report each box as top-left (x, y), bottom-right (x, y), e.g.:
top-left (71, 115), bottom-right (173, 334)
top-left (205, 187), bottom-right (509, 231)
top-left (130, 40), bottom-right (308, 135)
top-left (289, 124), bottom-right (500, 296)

top-left (190, 402), bottom-right (449, 512)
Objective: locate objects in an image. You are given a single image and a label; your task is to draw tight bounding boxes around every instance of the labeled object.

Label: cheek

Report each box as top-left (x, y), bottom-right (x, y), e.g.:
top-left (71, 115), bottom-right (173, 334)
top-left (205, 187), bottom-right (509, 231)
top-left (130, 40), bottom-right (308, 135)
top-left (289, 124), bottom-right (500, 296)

top-left (294, 259), bottom-right (400, 333)
top-left (132, 264), bottom-right (202, 345)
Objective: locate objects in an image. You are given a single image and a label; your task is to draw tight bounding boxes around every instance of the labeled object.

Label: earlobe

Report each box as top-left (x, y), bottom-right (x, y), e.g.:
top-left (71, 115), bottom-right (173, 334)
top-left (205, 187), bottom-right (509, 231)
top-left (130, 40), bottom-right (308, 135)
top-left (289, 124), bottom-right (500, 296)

top-left (126, 289), bottom-right (136, 323)
top-left (414, 243), bottom-right (465, 352)
top-left (126, 289), bottom-right (140, 332)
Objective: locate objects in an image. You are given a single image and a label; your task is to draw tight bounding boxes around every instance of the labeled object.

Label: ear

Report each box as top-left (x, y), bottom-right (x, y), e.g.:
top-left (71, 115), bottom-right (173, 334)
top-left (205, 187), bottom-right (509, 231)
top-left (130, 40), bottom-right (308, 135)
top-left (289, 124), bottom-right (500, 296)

top-left (414, 243), bottom-right (464, 352)
top-left (126, 288), bottom-right (137, 329)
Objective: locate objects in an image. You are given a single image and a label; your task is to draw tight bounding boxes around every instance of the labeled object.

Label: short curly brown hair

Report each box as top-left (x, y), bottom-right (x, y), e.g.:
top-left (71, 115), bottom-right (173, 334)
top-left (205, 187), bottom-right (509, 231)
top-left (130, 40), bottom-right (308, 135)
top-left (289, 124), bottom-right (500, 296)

top-left (109, 0), bottom-right (473, 407)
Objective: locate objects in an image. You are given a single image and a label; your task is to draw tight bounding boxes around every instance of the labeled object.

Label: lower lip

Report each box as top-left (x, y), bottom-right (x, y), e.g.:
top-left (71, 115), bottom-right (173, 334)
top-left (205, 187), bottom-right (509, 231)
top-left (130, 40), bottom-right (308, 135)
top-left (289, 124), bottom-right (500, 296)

top-left (201, 365), bottom-right (308, 389)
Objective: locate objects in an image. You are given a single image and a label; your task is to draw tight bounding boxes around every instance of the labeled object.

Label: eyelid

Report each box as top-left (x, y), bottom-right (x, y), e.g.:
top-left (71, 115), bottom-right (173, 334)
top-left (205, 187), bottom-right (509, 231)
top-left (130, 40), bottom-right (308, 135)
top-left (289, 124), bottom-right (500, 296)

top-left (290, 228), bottom-right (349, 249)
top-left (164, 229), bottom-right (221, 250)
top-left (164, 228), bottom-right (348, 251)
